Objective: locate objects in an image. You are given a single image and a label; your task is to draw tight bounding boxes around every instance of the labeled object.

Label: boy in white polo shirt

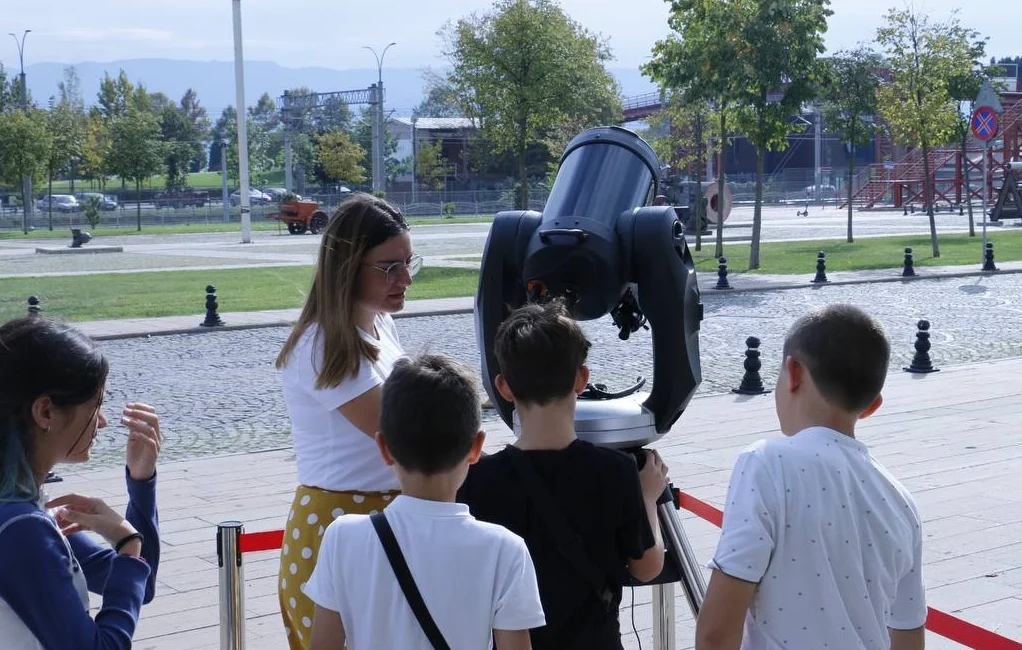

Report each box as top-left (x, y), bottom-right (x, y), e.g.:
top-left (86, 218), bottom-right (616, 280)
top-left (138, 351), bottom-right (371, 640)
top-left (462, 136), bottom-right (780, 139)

top-left (304, 354), bottom-right (545, 650)
top-left (696, 304), bottom-right (926, 650)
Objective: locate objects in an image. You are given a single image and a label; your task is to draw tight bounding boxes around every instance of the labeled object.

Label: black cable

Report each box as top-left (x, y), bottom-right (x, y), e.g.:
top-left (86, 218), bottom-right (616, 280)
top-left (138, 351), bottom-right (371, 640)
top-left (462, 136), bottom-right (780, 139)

top-left (630, 585), bottom-right (642, 650)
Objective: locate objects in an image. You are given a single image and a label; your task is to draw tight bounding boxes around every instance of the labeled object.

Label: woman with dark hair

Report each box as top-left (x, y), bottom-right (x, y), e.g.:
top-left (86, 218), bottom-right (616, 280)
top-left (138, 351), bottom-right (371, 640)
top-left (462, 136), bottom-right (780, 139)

top-left (275, 193), bottom-right (421, 650)
top-left (0, 316), bottom-right (162, 649)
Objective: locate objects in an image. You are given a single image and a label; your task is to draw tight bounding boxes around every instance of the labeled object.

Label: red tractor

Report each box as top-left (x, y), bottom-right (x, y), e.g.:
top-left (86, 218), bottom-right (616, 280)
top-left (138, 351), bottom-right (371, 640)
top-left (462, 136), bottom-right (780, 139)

top-left (268, 200), bottom-right (330, 235)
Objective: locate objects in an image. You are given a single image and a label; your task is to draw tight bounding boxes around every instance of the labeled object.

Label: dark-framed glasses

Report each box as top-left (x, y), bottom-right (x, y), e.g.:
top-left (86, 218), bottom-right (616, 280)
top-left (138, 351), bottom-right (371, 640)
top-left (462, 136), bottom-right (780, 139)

top-left (362, 254), bottom-right (423, 283)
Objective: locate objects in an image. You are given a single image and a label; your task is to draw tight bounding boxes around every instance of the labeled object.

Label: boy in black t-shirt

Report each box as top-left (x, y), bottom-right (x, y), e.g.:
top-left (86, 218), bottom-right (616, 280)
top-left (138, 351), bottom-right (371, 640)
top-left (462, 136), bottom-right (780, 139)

top-left (458, 300), bottom-right (669, 650)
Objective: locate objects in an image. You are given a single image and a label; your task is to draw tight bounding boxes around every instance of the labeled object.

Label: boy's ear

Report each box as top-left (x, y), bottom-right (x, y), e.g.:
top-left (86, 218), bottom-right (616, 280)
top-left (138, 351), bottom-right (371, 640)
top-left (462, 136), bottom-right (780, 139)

top-left (783, 356), bottom-right (804, 392)
top-left (574, 365), bottom-right (590, 395)
top-left (375, 432), bottom-right (396, 466)
top-left (467, 430), bottom-right (486, 464)
top-left (495, 374), bottom-right (515, 403)
top-left (858, 394), bottom-right (884, 420)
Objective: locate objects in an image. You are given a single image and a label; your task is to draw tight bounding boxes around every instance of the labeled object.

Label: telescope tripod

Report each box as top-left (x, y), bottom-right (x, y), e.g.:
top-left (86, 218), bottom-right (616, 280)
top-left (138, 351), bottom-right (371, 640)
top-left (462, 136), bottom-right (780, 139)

top-left (624, 450), bottom-right (707, 649)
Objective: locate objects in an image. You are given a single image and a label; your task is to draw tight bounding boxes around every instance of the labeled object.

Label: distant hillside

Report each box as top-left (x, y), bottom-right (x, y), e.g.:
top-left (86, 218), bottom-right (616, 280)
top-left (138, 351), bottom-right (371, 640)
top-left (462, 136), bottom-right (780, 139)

top-left (23, 58), bottom-right (657, 118)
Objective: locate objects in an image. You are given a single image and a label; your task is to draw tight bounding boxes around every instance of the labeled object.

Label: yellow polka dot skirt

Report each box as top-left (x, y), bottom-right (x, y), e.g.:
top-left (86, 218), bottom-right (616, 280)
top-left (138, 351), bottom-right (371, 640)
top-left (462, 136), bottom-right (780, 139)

top-left (278, 484), bottom-right (399, 650)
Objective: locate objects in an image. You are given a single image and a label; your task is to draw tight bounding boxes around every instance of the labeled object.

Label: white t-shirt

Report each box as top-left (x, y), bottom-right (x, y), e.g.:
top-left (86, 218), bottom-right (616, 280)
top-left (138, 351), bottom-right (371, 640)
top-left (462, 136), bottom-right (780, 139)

top-left (304, 496), bottom-right (546, 650)
top-left (709, 426), bottom-right (926, 650)
top-left (280, 314), bottom-right (405, 492)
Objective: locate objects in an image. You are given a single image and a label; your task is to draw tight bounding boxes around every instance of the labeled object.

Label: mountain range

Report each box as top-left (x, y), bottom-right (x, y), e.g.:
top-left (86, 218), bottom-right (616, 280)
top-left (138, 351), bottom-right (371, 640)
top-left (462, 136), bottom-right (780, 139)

top-left (21, 58), bottom-right (658, 118)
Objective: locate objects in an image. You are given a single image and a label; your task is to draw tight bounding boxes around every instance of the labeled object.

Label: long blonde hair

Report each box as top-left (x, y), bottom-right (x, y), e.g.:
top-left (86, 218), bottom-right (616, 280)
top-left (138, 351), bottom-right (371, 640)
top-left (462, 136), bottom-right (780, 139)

top-left (276, 194), bottom-right (409, 389)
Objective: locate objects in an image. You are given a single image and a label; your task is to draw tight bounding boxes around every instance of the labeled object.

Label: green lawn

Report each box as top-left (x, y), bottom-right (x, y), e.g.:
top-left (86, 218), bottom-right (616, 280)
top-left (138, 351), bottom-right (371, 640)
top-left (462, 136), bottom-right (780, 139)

top-left (44, 170), bottom-right (287, 193)
top-left (690, 230), bottom-right (1022, 275)
top-left (0, 266), bottom-right (481, 323)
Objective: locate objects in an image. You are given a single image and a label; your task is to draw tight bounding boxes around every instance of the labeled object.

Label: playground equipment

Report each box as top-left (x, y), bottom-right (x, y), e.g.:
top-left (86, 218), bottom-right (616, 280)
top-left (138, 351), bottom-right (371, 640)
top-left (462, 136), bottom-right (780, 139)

top-left (266, 200), bottom-right (330, 235)
top-left (844, 91), bottom-right (1022, 211)
top-left (990, 160), bottom-right (1022, 221)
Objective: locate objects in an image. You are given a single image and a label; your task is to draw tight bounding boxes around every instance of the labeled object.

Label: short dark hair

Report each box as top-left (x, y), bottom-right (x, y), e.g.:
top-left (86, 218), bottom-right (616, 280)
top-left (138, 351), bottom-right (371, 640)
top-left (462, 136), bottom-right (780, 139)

top-left (379, 354), bottom-right (480, 474)
top-left (782, 304), bottom-right (890, 412)
top-left (494, 300), bottom-right (591, 406)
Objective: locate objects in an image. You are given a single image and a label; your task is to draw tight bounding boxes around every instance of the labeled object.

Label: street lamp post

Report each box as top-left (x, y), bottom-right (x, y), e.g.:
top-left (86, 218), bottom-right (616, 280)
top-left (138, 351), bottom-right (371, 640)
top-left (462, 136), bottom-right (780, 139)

top-left (220, 139), bottom-right (231, 223)
top-left (363, 42), bottom-right (396, 193)
top-left (411, 116), bottom-right (418, 203)
top-left (9, 29), bottom-right (32, 234)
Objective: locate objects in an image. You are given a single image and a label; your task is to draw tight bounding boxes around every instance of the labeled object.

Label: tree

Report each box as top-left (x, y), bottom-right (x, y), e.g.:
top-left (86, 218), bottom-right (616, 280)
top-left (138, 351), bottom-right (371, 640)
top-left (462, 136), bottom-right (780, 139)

top-left (415, 139), bottom-right (450, 190)
top-left (80, 115), bottom-right (112, 189)
top-left (645, 0), bottom-right (747, 259)
top-left (0, 110), bottom-right (51, 230)
top-left (180, 89), bottom-right (211, 172)
top-left (822, 46), bottom-right (884, 243)
top-left (108, 107), bottom-right (164, 230)
top-left (441, 0), bottom-right (622, 209)
top-left (645, 95), bottom-right (717, 250)
top-left (876, 7), bottom-right (977, 256)
top-left (315, 130), bottom-right (366, 184)
top-left (56, 67), bottom-right (87, 193)
top-left (45, 102), bottom-right (85, 229)
top-left (353, 107), bottom-right (398, 187)
top-left (414, 78), bottom-right (462, 118)
top-left (0, 64), bottom-right (14, 114)
top-left (948, 32), bottom-right (996, 238)
top-left (725, 0), bottom-right (831, 269)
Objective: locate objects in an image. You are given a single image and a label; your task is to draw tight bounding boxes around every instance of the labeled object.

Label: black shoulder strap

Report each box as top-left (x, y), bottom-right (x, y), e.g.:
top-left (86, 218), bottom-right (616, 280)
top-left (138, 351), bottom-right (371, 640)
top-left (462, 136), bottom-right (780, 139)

top-left (370, 512), bottom-right (453, 650)
top-left (504, 445), bottom-right (614, 611)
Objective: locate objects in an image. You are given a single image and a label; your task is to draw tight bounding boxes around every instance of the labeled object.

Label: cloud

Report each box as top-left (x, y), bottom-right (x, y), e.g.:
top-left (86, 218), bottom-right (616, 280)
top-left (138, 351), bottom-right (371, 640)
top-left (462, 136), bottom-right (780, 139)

top-left (50, 28), bottom-right (176, 43)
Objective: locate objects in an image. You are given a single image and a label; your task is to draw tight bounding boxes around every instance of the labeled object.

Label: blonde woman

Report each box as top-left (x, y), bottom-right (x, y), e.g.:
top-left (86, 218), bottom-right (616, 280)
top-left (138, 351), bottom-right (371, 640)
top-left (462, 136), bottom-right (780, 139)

top-left (275, 193), bottom-right (421, 650)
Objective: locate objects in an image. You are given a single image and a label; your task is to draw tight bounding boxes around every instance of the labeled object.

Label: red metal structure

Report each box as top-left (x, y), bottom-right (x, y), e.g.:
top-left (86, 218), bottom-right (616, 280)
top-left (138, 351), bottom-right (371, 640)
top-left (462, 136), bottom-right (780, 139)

top-left (844, 91), bottom-right (1022, 211)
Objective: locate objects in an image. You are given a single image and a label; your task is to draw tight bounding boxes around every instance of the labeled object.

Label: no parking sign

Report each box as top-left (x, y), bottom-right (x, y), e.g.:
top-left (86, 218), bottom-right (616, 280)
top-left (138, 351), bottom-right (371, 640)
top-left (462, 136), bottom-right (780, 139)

top-left (971, 105), bottom-right (999, 141)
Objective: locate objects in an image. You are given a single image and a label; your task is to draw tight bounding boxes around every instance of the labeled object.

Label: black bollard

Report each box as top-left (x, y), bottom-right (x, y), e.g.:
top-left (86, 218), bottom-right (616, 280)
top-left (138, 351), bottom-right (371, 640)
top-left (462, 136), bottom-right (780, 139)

top-left (903, 320), bottom-right (939, 374)
top-left (982, 242), bottom-right (998, 272)
top-left (715, 256), bottom-right (733, 290)
top-left (200, 284), bottom-right (224, 327)
top-left (902, 247), bottom-right (916, 277)
top-left (27, 295), bottom-right (42, 316)
top-left (811, 251), bottom-right (829, 284)
top-left (732, 336), bottom-right (771, 395)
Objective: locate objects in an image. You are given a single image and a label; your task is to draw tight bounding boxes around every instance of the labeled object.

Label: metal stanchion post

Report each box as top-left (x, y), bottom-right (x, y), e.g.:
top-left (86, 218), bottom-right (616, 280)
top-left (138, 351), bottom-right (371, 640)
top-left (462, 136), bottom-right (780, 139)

top-left (651, 489), bottom-right (708, 650)
top-left (218, 521), bottom-right (246, 650)
top-left (652, 584), bottom-right (676, 650)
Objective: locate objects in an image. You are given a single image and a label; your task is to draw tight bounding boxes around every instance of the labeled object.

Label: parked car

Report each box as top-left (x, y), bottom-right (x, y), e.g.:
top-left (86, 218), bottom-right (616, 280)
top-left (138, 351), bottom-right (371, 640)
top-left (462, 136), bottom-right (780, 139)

top-left (75, 192), bottom-right (119, 211)
top-left (263, 187), bottom-right (303, 202)
top-left (230, 189), bottom-right (272, 206)
top-left (36, 194), bottom-right (80, 213)
top-left (156, 188), bottom-right (209, 209)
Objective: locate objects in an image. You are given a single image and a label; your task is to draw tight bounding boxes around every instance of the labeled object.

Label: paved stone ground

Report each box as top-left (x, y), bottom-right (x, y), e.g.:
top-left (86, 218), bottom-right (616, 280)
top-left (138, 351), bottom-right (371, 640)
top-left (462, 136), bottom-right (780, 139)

top-left (55, 356), bottom-right (1022, 649)
top-left (86, 272), bottom-right (1022, 469)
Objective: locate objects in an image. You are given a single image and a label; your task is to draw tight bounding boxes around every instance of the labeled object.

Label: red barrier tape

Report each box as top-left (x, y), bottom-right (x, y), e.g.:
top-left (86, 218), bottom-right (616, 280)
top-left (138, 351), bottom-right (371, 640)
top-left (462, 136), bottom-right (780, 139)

top-left (232, 491), bottom-right (1022, 649)
top-left (238, 529), bottom-right (284, 554)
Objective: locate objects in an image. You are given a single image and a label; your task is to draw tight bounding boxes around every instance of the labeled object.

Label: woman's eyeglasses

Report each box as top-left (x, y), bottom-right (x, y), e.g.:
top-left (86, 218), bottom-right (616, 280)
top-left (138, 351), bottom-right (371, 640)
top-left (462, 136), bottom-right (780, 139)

top-left (362, 254), bottom-right (423, 283)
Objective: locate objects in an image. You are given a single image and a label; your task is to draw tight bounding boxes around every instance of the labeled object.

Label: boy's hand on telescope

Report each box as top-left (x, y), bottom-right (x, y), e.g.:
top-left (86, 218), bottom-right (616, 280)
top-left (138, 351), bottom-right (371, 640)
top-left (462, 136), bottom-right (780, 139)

top-left (639, 450), bottom-right (669, 502)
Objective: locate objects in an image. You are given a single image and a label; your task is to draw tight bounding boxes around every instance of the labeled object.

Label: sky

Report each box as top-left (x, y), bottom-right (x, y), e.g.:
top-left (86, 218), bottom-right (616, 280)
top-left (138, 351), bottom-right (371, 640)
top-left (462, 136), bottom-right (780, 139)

top-left (0, 0), bottom-right (1018, 71)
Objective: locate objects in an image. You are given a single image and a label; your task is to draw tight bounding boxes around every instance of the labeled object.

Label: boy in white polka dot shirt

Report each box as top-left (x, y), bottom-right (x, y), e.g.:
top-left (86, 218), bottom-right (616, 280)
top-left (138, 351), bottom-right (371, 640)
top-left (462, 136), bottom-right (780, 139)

top-left (304, 355), bottom-right (546, 649)
top-left (696, 305), bottom-right (926, 650)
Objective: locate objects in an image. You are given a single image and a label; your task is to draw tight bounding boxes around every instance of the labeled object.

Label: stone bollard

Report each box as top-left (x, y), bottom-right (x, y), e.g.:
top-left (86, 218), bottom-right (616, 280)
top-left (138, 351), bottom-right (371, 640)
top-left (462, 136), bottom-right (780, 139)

top-left (200, 285), bottom-right (224, 327)
top-left (811, 251), bottom-right (829, 284)
top-left (715, 257), bottom-right (733, 290)
top-left (903, 320), bottom-right (939, 374)
top-left (732, 336), bottom-right (771, 395)
top-left (982, 242), bottom-right (998, 272)
top-left (902, 247), bottom-right (916, 277)
top-left (27, 296), bottom-right (42, 316)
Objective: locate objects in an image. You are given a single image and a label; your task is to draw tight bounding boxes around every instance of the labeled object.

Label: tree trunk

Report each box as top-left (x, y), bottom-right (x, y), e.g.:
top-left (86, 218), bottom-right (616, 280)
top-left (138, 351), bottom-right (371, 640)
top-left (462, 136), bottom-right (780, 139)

top-left (749, 144), bottom-right (765, 269)
top-left (48, 173), bottom-right (54, 231)
top-left (715, 110), bottom-right (726, 260)
top-left (922, 144), bottom-right (939, 256)
top-left (962, 125), bottom-right (975, 237)
top-left (516, 124), bottom-right (529, 210)
top-left (694, 112), bottom-right (704, 251)
top-left (136, 179), bottom-right (142, 232)
top-left (847, 126), bottom-right (856, 244)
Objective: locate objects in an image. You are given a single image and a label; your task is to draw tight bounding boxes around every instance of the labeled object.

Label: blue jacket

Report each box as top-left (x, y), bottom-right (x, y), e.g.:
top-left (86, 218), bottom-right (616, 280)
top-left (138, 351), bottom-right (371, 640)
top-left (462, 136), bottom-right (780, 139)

top-left (0, 468), bottom-right (160, 649)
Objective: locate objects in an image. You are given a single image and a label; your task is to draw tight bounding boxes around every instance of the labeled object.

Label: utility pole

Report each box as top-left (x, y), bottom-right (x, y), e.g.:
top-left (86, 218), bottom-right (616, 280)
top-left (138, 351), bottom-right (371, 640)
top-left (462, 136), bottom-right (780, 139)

top-left (231, 0), bottom-right (252, 243)
top-left (364, 43), bottom-right (396, 193)
top-left (220, 139), bottom-right (230, 223)
top-left (411, 116), bottom-right (418, 203)
top-left (10, 30), bottom-right (32, 234)
top-left (814, 101), bottom-right (823, 206)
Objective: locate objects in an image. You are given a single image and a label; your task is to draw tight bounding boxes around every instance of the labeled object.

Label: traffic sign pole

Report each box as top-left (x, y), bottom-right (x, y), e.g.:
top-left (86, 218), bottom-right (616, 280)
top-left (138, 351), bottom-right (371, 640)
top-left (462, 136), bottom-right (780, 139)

top-left (971, 104), bottom-right (999, 266)
top-left (983, 140), bottom-right (988, 262)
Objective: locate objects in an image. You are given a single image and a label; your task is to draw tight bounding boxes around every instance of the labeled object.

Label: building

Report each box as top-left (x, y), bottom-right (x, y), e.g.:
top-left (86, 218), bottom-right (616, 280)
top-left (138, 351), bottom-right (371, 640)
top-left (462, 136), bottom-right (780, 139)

top-left (387, 117), bottom-right (479, 192)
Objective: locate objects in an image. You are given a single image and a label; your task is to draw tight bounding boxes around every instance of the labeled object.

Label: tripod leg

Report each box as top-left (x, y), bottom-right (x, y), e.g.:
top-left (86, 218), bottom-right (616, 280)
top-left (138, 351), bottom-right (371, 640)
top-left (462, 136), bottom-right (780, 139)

top-left (651, 489), bottom-right (708, 650)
